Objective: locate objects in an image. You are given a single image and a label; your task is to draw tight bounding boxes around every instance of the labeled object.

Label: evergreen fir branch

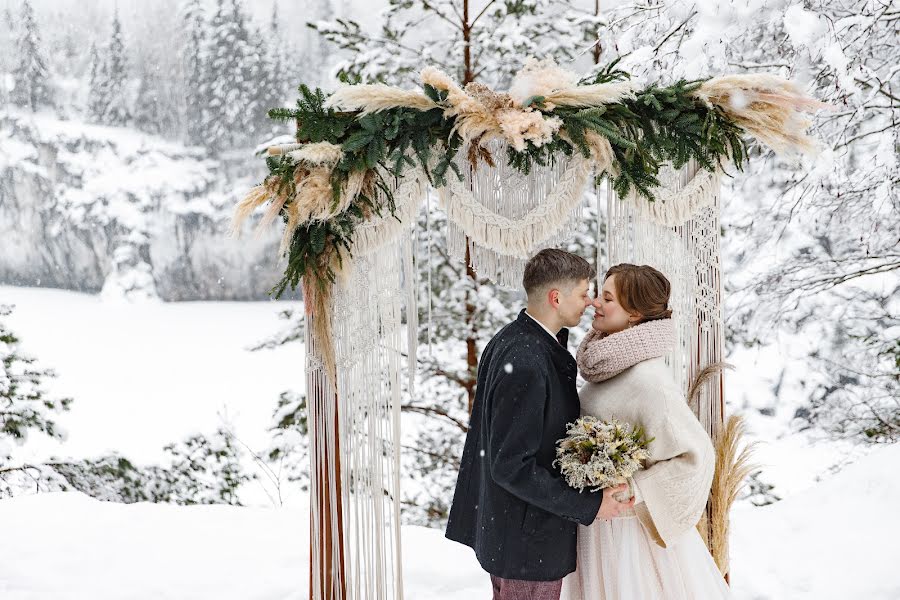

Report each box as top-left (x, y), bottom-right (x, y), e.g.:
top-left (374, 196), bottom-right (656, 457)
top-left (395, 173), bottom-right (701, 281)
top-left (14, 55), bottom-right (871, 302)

top-left (259, 68), bottom-right (761, 295)
top-left (579, 57), bottom-right (631, 85)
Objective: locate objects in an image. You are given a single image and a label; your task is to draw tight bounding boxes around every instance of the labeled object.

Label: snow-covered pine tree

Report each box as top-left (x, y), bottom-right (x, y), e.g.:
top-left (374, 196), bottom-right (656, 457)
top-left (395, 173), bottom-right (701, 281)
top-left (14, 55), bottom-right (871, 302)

top-left (259, 4), bottom-right (289, 136)
top-left (0, 305), bottom-right (72, 496)
top-left (134, 61), bottom-right (176, 136)
top-left (244, 14), bottom-right (290, 144)
top-left (181, 0), bottom-right (208, 145)
top-left (87, 41), bottom-right (110, 121)
top-left (129, 1), bottom-right (188, 140)
top-left (43, 427), bottom-right (256, 505)
top-left (263, 390), bottom-right (310, 493)
top-left (244, 28), bottom-right (268, 142)
top-left (200, 0), bottom-right (254, 151)
top-left (10, 0), bottom-right (53, 112)
top-left (102, 8), bottom-right (131, 126)
top-left (0, 9), bottom-right (15, 106)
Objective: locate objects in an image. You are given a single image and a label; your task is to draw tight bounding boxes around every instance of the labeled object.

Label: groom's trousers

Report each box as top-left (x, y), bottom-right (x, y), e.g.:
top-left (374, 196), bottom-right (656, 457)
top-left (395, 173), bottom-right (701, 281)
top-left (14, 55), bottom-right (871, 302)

top-left (490, 574), bottom-right (563, 600)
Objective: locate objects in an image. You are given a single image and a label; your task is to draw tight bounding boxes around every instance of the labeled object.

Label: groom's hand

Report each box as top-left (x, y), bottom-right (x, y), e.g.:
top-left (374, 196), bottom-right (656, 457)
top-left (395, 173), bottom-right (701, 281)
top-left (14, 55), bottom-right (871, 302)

top-left (595, 484), bottom-right (635, 521)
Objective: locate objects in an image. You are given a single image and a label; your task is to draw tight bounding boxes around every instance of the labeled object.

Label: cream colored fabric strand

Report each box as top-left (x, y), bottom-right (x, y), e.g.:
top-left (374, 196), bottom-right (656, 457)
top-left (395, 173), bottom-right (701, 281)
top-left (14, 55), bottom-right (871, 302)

top-left (306, 171), bottom-right (419, 598)
top-left (324, 234), bottom-right (414, 600)
top-left (440, 139), bottom-right (593, 288)
top-left (605, 160), bottom-right (726, 436)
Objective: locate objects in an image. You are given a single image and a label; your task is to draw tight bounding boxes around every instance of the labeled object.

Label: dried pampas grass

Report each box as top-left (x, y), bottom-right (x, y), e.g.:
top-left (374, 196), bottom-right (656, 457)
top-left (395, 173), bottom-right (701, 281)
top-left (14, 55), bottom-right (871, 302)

top-left (496, 109), bottom-right (562, 151)
top-left (584, 131), bottom-right (616, 173)
top-left (696, 74), bottom-right (829, 155)
top-left (231, 184), bottom-right (271, 238)
top-left (688, 362), bottom-right (736, 414)
top-left (543, 80), bottom-right (637, 109)
top-left (304, 276), bottom-right (337, 386)
top-left (708, 414), bottom-right (758, 579)
top-left (509, 57), bottom-right (580, 107)
top-left (231, 177), bottom-right (292, 238)
top-left (286, 141), bottom-right (345, 167)
top-left (325, 84), bottom-right (439, 115)
top-left (295, 166), bottom-right (343, 222)
top-left (421, 67), bottom-right (506, 145)
top-left (278, 200), bottom-right (301, 256)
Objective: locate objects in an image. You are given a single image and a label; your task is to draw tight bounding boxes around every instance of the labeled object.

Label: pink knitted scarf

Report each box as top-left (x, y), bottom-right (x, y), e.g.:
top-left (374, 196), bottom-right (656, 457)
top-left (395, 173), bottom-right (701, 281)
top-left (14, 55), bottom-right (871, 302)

top-left (576, 318), bottom-right (676, 383)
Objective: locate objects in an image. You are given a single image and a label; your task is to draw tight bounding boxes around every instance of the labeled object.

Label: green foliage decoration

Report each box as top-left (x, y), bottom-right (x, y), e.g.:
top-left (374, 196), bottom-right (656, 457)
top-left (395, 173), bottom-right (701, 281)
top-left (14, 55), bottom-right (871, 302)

top-left (252, 66), bottom-right (752, 297)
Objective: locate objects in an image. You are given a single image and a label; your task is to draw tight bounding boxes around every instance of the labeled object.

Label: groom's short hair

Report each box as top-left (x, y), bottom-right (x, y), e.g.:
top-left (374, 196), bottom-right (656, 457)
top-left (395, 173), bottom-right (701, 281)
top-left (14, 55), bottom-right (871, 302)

top-left (523, 249), bottom-right (595, 298)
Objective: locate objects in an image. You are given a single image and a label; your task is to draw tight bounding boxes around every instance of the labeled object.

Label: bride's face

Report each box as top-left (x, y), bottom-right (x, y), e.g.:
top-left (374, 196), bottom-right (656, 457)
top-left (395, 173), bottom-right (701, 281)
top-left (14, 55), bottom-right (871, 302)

top-left (591, 275), bottom-right (640, 334)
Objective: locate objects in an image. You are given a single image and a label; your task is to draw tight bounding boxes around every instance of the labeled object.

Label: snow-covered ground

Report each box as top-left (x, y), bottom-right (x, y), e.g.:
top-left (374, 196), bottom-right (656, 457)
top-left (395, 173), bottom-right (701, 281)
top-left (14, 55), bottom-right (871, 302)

top-left (0, 285), bottom-right (896, 599)
top-left (730, 442), bottom-right (900, 600)
top-left (0, 286), bottom-right (304, 477)
top-left (1, 444), bottom-right (897, 599)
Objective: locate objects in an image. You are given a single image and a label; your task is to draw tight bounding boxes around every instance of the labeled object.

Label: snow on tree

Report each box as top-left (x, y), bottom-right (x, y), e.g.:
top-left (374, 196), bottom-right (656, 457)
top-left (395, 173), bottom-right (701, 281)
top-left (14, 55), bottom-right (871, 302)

top-left (2, 423), bottom-right (257, 505)
top-left (0, 9), bottom-right (16, 106)
top-left (585, 0), bottom-right (898, 443)
top-left (257, 4), bottom-right (289, 136)
top-left (181, 0), bottom-right (208, 145)
top-left (262, 390), bottom-right (310, 494)
top-left (87, 41), bottom-right (110, 122)
top-left (199, 0), bottom-right (255, 150)
top-left (10, 0), bottom-right (53, 112)
top-left (0, 304), bottom-right (72, 496)
top-left (102, 8), bottom-right (132, 126)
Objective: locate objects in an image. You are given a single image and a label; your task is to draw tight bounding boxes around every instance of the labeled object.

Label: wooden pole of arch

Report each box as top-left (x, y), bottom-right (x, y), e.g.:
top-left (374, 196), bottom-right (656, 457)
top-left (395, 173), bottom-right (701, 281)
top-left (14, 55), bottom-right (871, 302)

top-left (308, 384), bottom-right (346, 600)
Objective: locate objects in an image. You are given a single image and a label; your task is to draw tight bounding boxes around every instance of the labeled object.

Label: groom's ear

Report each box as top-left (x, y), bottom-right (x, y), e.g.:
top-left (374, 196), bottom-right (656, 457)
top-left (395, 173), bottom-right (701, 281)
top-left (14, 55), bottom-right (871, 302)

top-left (547, 288), bottom-right (560, 308)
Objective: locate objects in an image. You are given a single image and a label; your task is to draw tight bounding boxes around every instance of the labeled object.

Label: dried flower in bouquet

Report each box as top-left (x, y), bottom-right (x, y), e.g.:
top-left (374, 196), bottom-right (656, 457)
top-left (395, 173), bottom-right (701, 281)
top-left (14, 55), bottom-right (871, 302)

top-left (554, 416), bottom-right (653, 492)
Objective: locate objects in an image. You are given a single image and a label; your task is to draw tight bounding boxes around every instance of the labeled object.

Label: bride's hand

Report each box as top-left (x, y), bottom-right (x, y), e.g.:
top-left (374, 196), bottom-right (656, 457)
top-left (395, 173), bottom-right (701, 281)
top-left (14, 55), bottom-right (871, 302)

top-left (595, 484), bottom-right (635, 522)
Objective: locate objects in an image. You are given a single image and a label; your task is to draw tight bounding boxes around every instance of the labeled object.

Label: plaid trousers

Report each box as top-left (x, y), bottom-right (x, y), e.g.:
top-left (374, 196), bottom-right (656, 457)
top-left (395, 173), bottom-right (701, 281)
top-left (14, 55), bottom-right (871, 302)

top-left (489, 575), bottom-right (563, 600)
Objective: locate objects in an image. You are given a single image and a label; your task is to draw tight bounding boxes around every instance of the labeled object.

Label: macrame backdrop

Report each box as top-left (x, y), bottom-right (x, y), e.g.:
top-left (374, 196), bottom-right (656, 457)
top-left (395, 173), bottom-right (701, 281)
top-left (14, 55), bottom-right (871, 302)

top-left (439, 139), bottom-right (594, 288)
top-left (305, 157), bottom-right (725, 600)
top-left (306, 171), bottom-right (425, 600)
top-left (604, 159), bottom-right (726, 550)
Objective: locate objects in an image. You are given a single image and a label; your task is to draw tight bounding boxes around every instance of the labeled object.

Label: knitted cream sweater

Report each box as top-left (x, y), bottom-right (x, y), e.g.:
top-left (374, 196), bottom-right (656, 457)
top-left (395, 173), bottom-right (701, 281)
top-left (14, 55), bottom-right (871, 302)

top-left (578, 355), bottom-right (715, 548)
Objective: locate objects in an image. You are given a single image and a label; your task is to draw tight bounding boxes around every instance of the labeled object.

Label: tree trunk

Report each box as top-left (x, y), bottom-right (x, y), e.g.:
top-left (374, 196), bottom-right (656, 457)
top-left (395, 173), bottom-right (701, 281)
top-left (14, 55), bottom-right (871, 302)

top-left (462, 0), bottom-right (479, 415)
top-left (592, 0), bottom-right (603, 65)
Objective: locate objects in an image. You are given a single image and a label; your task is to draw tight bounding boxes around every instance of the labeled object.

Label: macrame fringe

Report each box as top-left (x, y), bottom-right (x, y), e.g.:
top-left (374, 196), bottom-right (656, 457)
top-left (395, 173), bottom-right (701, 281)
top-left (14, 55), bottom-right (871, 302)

top-left (328, 233), bottom-right (415, 600)
top-left (352, 169), bottom-right (428, 257)
top-left (439, 149), bottom-right (594, 258)
top-left (622, 165), bottom-right (723, 227)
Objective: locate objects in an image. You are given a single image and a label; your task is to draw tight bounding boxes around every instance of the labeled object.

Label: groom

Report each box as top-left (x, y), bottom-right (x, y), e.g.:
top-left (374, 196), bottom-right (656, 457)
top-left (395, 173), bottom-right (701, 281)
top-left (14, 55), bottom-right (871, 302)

top-left (446, 249), bottom-right (634, 600)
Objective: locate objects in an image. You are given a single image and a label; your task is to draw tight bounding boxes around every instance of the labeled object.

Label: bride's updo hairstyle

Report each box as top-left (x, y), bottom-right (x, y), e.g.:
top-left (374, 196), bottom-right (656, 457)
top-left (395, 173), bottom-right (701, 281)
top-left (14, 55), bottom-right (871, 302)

top-left (605, 263), bottom-right (673, 324)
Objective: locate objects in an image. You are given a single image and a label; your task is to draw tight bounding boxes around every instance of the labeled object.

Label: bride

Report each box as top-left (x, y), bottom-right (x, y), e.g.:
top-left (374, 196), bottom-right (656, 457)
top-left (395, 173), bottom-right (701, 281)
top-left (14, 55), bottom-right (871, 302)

top-left (561, 263), bottom-right (733, 600)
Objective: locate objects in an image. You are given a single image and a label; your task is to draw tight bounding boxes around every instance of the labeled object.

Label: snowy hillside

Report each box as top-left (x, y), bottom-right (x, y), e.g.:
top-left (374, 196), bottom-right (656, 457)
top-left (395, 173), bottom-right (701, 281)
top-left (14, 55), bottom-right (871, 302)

top-left (0, 111), bottom-right (286, 301)
top-left (1, 443), bottom-right (897, 600)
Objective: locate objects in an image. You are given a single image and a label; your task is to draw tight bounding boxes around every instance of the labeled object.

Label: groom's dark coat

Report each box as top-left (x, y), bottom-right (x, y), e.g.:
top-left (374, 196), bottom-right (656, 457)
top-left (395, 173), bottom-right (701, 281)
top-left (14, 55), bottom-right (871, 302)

top-left (445, 309), bottom-right (603, 581)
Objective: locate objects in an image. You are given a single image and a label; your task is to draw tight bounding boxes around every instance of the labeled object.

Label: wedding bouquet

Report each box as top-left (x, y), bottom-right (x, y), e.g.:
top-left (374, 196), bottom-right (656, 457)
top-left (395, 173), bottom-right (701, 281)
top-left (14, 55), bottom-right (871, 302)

top-left (554, 416), bottom-right (653, 493)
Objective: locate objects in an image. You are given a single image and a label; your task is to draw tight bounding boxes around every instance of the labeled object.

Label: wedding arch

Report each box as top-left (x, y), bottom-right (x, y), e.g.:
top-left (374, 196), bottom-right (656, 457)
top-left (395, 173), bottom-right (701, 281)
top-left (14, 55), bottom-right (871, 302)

top-left (234, 58), bottom-right (823, 600)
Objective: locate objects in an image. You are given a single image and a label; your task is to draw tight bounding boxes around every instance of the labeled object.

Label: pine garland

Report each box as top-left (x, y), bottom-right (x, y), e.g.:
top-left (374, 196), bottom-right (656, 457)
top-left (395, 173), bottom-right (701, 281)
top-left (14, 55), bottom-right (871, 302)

top-left (238, 62), bottom-right (818, 298)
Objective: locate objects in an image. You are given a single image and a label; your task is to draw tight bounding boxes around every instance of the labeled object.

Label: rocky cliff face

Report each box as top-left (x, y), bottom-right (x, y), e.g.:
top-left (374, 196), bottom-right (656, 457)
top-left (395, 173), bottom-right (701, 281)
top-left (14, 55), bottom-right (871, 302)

top-left (0, 112), bottom-right (287, 301)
